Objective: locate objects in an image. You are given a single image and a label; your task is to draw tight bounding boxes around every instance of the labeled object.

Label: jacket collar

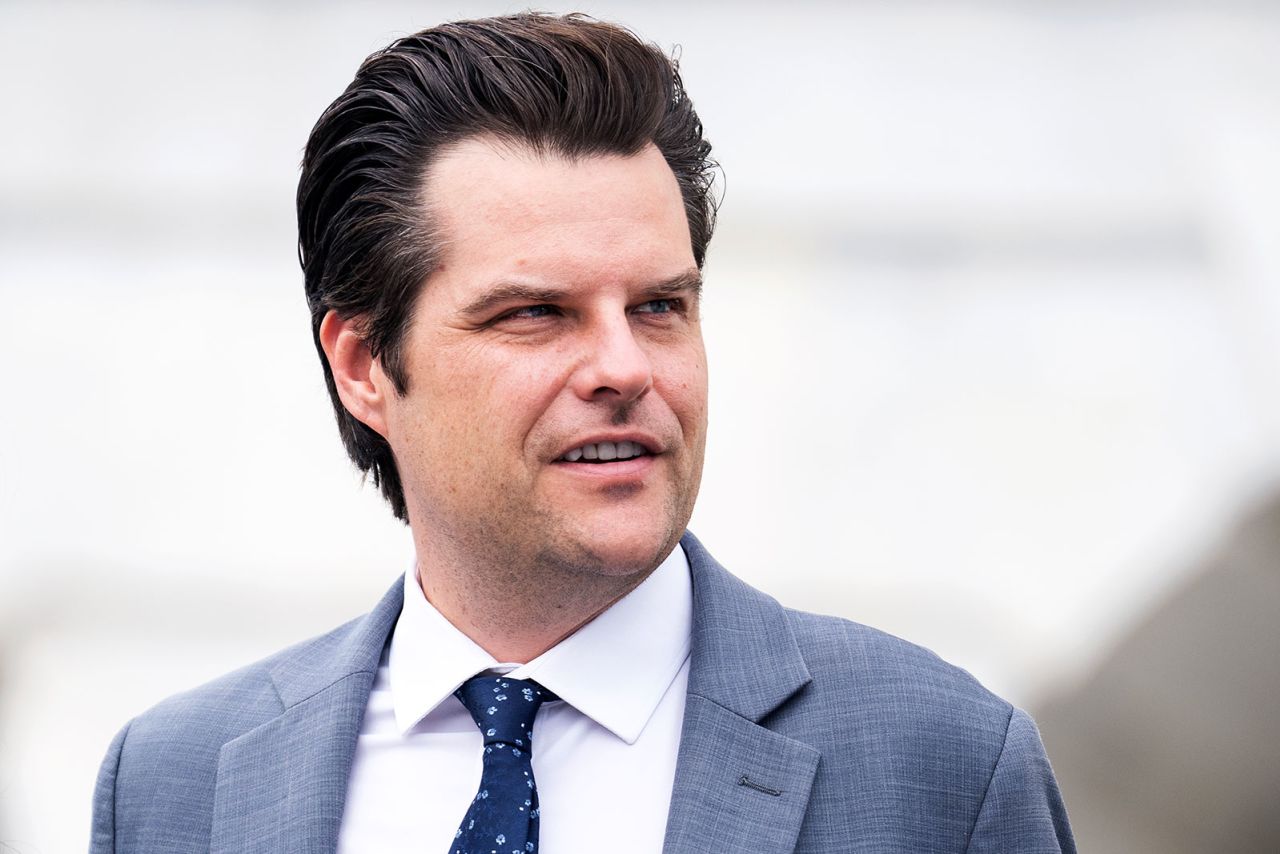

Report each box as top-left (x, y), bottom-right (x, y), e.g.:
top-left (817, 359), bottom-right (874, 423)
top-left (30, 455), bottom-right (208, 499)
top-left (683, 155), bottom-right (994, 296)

top-left (663, 532), bottom-right (819, 854)
top-left (681, 530), bottom-right (813, 719)
top-left (266, 578), bottom-right (404, 709)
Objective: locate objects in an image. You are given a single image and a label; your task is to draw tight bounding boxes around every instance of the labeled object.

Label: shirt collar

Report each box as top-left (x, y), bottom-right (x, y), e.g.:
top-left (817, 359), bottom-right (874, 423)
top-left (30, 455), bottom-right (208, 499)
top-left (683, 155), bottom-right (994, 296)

top-left (389, 545), bottom-right (692, 744)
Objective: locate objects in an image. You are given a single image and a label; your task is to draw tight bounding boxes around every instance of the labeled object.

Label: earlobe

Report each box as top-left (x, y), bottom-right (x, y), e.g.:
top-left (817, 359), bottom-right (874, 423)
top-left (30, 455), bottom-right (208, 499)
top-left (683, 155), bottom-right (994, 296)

top-left (319, 310), bottom-right (391, 439)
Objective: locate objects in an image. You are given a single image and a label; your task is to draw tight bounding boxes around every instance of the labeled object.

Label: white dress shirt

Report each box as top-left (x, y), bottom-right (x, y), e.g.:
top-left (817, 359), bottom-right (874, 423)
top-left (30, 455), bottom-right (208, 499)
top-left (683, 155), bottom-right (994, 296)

top-left (338, 545), bottom-right (693, 853)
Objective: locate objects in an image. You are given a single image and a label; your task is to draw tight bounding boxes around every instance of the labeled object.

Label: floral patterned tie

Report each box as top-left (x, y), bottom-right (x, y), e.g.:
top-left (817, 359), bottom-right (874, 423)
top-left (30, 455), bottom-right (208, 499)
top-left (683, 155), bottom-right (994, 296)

top-left (450, 676), bottom-right (556, 854)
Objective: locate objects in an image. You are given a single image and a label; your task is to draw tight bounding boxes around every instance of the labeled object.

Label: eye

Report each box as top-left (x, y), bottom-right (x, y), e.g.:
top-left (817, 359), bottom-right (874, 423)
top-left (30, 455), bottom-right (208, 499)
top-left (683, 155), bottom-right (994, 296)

top-left (634, 298), bottom-right (683, 315)
top-left (498, 304), bottom-right (560, 321)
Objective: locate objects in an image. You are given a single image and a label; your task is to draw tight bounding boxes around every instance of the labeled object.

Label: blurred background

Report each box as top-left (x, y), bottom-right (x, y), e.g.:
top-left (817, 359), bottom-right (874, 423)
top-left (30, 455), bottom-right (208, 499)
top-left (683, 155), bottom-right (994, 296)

top-left (2, 1), bottom-right (1278, 851)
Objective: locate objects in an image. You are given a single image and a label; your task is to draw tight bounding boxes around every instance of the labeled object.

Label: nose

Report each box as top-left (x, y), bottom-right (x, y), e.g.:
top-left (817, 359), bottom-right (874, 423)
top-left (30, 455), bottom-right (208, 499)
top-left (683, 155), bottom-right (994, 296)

top-left (570, 315), bottom-right (653, 404)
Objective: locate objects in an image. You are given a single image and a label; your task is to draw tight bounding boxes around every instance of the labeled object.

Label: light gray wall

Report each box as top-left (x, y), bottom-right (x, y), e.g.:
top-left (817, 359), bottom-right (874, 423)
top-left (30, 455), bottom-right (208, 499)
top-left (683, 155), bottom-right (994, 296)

top-left (2, 2), bottom-right (1278, 851)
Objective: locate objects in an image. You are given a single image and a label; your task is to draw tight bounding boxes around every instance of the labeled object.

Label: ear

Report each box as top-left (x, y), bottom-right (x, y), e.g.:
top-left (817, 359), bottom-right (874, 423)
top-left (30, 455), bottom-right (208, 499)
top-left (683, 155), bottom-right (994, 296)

top-left (319, 310), bottom-right (393, 439)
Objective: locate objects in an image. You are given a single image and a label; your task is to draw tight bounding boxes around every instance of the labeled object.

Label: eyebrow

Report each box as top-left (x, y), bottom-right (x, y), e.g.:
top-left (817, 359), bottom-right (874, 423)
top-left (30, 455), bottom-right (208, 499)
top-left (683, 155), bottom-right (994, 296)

top-left (458, 270), bottom-right (703, 317)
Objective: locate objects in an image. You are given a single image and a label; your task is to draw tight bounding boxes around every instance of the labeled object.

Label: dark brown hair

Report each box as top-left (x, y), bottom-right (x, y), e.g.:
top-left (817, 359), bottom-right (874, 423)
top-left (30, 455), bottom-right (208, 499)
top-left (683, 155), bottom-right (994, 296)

top-left (297, 12), bottom-right (717, 521)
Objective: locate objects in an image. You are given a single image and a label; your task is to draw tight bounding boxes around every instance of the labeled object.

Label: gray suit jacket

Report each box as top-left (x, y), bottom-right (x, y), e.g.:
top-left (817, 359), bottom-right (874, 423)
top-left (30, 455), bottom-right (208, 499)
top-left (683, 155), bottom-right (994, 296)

top-left (91, 533), bottom-right (1074, 852)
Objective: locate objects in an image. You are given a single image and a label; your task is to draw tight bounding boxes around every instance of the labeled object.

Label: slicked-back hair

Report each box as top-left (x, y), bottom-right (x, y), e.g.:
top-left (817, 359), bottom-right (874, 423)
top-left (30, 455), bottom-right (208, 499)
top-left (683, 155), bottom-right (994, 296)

top-left (298, 13), bottom-right (717, 522)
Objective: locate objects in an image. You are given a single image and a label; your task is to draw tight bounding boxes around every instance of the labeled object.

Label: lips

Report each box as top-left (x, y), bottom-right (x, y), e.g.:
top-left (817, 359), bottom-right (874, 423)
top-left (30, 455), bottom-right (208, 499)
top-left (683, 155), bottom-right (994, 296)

top-left (559, 440), bottom-right (650, 463)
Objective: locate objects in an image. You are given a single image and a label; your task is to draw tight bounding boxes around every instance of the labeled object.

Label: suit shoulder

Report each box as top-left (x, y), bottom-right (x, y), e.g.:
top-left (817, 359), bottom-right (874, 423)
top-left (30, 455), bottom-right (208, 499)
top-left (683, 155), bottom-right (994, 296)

top-left (95, 581), bottom-right (400, 848)
top-left (781, 606), bottom-right (1013, 734)
top-left (123, 614), bottom-right (365, 752)
top-left (101, 616), bottom-right (368, 845)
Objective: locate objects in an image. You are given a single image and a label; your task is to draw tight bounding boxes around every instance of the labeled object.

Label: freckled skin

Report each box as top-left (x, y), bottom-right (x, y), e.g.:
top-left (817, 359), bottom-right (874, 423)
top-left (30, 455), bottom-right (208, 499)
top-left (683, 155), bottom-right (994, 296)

top-left (376, 137), bottom-right (708, 660)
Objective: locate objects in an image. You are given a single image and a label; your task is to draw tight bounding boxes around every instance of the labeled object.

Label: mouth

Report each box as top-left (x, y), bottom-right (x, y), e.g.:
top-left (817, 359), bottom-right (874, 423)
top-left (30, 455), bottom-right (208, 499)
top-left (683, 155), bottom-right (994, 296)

top-left (557, 440), bottom-right (652, 464)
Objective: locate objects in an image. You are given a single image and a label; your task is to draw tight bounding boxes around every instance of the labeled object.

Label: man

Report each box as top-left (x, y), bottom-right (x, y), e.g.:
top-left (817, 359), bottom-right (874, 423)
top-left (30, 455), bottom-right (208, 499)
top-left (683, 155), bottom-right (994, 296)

top-left (91, 13), bottom-right (1074, 853)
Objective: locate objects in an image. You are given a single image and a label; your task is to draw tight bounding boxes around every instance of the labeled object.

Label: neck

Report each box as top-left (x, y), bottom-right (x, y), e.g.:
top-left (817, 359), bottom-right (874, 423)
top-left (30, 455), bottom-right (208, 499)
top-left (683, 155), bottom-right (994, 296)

top-left (412, 537), bottom-right (658, 663)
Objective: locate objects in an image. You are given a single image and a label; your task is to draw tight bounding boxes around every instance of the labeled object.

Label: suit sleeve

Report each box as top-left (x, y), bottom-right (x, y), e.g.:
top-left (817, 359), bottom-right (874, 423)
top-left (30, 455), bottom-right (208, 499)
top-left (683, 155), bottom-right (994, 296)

top-left (89, 721), bottom-right (131, 854)
top-left (964, 707), bottom-right (1076, 854)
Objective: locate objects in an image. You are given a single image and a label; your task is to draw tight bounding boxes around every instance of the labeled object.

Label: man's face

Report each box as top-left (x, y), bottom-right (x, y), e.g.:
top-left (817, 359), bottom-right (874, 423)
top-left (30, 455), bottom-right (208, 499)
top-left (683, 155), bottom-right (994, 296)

top-left (379, 137), bottom-right (707, 578)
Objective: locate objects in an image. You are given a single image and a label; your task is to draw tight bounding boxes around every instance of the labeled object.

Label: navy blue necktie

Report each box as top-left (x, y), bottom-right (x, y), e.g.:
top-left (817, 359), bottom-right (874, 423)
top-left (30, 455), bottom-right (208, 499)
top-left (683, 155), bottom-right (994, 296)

top-left (450, 675), bottom-right (555, 854)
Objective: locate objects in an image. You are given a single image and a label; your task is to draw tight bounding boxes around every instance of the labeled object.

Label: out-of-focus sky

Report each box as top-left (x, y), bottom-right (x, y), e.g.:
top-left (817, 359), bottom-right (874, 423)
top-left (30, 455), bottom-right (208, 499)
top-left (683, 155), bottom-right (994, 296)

top-left (2, 2), bottom-right (1279, 852)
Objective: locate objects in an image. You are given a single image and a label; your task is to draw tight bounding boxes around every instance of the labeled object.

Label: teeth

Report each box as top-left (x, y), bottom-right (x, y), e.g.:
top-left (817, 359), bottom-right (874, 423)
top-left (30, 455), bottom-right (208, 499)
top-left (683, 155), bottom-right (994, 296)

top-left (561, 441), bottom-right (650, 462)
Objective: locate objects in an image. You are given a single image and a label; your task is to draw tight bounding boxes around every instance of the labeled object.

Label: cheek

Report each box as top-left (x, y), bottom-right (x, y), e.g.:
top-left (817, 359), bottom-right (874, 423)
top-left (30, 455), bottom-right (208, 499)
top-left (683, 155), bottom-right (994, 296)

top-left (651, 374), bottom-right (707, 502)
top-left (656, 349), bottom-right (709, 430)
top-left (427, 347), bottom-right (571, 443)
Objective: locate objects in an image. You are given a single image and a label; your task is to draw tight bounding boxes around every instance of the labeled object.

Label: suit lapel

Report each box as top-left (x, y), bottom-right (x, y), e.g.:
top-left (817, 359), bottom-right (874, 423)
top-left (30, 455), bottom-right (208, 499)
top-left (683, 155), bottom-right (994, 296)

top-left (663, 696), bottom-right (820, 854)
top-left (664, 533), bottom-right (819, 854)
top-left (210, 672), bottom-right (374, 854)
top-left (210, 578), bottom-right (404, 854)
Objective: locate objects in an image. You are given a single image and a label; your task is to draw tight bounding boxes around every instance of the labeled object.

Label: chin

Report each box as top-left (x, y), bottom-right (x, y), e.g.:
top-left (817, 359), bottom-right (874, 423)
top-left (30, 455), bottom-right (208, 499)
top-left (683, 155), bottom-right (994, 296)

top-left (543, 519), bottom-right (683, 579)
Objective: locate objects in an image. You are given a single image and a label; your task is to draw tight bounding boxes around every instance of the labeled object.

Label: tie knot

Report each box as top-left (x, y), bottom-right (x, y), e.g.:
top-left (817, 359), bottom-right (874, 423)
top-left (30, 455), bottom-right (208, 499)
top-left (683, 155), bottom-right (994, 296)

top-left (455, 675), bottom-right (555, 747)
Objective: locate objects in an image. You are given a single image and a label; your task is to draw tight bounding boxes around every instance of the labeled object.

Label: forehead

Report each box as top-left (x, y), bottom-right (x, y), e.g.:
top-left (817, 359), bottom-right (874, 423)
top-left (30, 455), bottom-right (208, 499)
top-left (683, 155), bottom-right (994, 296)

top-left (422, 136), bottom-right (694, 278)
